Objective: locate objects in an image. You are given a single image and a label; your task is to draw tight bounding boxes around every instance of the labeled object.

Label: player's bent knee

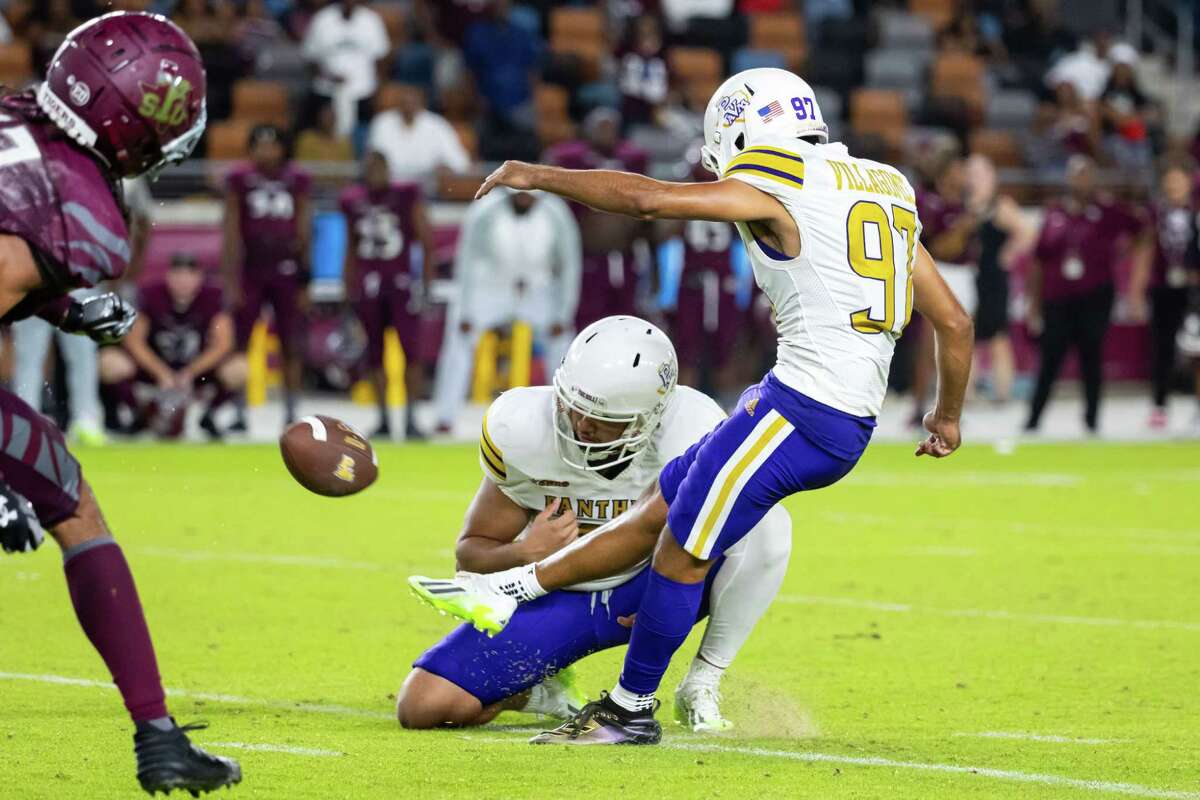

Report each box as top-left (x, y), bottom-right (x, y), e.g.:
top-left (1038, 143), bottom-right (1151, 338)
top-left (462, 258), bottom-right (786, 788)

top-left (48, 480), bottom-right (112, 551)
top-left (98, 348), bottom-right (135, 383)
top-left (217, 356), bottom-right (247, 390)
top-left (396, 669), bottom-right (484, 729)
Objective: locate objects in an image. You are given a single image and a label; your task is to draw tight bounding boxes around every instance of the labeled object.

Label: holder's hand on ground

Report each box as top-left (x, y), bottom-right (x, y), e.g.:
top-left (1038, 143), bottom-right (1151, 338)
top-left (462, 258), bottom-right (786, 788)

top-left (915, 412), bottom-right (961, 458)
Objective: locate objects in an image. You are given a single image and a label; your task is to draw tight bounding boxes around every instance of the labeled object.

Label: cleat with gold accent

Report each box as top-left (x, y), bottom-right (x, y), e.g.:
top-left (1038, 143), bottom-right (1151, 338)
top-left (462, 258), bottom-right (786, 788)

top-left (530, 692), bottom-right (661, 745)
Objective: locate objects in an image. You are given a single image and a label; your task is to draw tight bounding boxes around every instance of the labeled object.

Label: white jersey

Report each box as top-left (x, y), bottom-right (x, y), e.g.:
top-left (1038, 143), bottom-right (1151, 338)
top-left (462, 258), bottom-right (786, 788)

top-left (722, 135), bottom-right (921, 417)
top-left (479, 385), bottom-right (725, 592)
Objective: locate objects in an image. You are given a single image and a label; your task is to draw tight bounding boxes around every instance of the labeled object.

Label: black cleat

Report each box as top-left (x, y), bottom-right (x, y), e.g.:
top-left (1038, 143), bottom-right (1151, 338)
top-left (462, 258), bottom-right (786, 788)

top-left (369, 422), bottom-right (392, 441)
top-left (529, 691), bottom-right (661, 745)
top-left (134, 720), bottom-right (242, 796)
top-left (198, 412), bottom-right (223, 442)
top-left (227, 416), bottom-right (247, 434)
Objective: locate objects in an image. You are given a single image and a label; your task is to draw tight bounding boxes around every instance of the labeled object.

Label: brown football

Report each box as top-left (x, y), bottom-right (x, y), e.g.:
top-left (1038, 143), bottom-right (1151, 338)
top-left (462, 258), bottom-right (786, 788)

top-left (279, 415), bottom-right (378, 497)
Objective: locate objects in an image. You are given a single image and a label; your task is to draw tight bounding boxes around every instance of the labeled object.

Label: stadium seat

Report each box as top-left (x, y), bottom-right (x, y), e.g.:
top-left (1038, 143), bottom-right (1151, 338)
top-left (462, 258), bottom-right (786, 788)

top-left (0, 41), bottom-right (32, 85)
top-left (533, 83), bottom-right (570, 120)
top-left (731, 48), bottom-right (787, 74)
top-left (908, 0), bottom-right (956, 31)
top-left (684, 79), bottom-right (723, 115)
top-left (865, 48), bottom-right (925, 91)
top-left (931, 51), bottom-right (987, 120)
top-left (667, 48), bottom-right (723, 85)
top-left (876, 10), bottom-right (934, 51)
top-left (969, 129), bottom-right (1025, 167)
top-left (849, 88), bottom-right (908, 147)
top-left (748, 13), bottom-right (806, 70)
top-left (549, 7), bottom-right (605, 42)
top-left (206, 120), bottom-right (253, 160)
top-left (987, 89), bottom-right (1037, 130)
top-left (231, 79), bottom-right (290, 127)
top-left (812, 85), bottom-right (843, 123)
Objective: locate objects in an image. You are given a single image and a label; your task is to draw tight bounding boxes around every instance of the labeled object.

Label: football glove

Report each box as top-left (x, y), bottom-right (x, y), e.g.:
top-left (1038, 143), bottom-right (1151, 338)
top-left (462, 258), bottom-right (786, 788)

top-left (60, 292), bottom-right (137, 344)
top-left (0, 483), bottom-right (43, 554)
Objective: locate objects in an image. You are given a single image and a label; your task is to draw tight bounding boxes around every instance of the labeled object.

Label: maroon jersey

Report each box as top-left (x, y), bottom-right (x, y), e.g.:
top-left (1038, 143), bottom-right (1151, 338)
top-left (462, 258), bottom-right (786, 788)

top-left (338, 182), bottom-right (420, 281)
top-left (226, 162), bottom-right (311, 276)
top-left (616, 47), bottom-right (669, 127)
top-left (1146, 201), bottom-right (1200, 290)
top-left (0, 93), bottom-right (129, 319)
top-left (546, 140), bottom-right (649, 227)
top-left (1035, 197), bottom-right (1144, 301)
top-left (681, 219), bottom-right (737, 279)
top-left (917, 188), bottom-right (974, 264)
top-left (139, 282), bottom-right (224, 370)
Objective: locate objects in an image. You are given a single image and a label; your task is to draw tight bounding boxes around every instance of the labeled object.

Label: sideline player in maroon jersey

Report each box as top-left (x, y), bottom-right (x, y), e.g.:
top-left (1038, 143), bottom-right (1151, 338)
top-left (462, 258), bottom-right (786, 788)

top-left (221, 124), bottom-right (313, 428)
top-left (0, 12), bottom-right (241, 794)
top-left (100, 253), bottom-right (242, 440)
top-left (339, 151), bottom-right (435, 439)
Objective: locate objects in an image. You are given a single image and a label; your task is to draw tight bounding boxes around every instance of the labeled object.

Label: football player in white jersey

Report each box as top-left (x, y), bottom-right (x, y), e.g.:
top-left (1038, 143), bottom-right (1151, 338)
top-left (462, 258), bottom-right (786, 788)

top-left (403, 316), bottom-right (792, 733)
top-left (410, 68), bottom-right (974, 745)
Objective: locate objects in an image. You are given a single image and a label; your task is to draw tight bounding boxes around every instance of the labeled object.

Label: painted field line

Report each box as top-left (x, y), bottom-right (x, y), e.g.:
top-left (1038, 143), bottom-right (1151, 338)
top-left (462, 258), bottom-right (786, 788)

top-left (463, 737), bottom-right (1199, 800)
top-left (0, 672), bottom-right (393, 720)
top-left (777, 595), bottom-right (1200, 632)
top-left (954, 731), bottom-right (1130, 745)
top-left (205, 741), bottom-right (343, 757)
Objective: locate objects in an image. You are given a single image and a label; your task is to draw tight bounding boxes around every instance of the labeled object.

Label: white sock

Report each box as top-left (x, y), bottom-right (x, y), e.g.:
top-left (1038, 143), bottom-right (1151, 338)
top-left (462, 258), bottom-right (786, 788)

top-left (486, 564), bottom-right (546, 602)
top-left (609, 682), bottom-right (656, 714)
top-left (681, 656), bottom-right (725, 690)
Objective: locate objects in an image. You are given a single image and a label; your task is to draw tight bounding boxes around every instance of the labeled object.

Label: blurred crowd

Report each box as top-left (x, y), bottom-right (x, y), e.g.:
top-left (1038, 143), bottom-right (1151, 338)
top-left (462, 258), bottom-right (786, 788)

top-left (2, 0), bottom-right (1199, 442)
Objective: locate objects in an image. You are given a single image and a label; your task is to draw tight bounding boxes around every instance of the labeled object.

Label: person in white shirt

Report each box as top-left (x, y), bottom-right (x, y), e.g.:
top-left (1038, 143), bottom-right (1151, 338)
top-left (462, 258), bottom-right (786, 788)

top-left (433, 188), bottom-right (582, 433)
top-left (301, 0), bottom-right (391, 136)
top-left (366, 84), bottom-right (470, 183)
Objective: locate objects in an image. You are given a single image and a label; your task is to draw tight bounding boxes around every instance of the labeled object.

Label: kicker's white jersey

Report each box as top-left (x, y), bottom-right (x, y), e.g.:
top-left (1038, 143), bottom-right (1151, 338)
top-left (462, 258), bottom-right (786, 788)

top-left (722, 135), bottom-right (921, 417)
top-left (479, 385), bottom-right (725, 592)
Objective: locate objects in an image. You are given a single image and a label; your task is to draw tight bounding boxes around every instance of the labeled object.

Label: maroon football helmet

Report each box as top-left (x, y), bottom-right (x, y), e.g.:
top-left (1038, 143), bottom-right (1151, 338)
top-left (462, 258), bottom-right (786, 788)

top-left (37, 11), bottom-right (207, 178)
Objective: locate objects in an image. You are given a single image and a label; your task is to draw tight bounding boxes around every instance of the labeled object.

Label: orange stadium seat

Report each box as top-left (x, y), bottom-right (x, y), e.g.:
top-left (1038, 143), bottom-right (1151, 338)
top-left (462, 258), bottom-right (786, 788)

top-left (370, 2), bottom-right (405, 46)
top-left (909, 0), bottom-right (957, 31)
top-left (748, 13), bottom-right (806, 70)
top-left (684, 79), bottom-right (722, 114)
top-left (849, 88), bottom-right (909, 147)
top-left (0, 42), bottom-right (33, 85)
top-left (534, 83), bottom-right (570, 120)
top-left (206, 120), bottom-right (253, 160)
top-left (667, 48), bottom-right (723, 84)
top-left (549, 7), bottom-right (607, 81)
top-left (932, 51), bottom-right (987, 119)
top-left (231, 80), bottom-right (290, 128)
top-left (536, 116), bottom-right (577, 148)
top-left (969, 129), bottom-right (1024, 167)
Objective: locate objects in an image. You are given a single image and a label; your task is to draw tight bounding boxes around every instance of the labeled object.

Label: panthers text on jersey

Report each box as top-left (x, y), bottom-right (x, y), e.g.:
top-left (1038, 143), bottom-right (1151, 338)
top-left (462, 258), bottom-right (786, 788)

top-left (722, 134), bottom-right (921, 417)
top-left (479, 385), bottom-right (725, 592)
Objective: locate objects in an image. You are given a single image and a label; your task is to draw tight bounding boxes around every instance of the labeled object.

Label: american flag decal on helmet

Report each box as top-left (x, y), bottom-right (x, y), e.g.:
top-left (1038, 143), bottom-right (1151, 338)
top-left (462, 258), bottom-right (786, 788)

top-left (757, 101), bottom-right (784, 122)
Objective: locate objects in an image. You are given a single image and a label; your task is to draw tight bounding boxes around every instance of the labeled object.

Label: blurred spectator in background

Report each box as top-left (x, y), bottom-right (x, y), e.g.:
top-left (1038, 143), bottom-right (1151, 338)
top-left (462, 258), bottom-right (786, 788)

top-left (222, 125), bottom-right (312, 429)
top-left (547, 108), bottom-right (650, 330)
top-left (301, 0), bottom-right (391, 136)
top-left (1025, 156), bottom-right (1144, 434)
top-left (235, 0), bottom-right (286, 68)
top-left (1099, 44), bottom-right (1157, 169)
top-left (463, 0), bottom-right (542, 161)
top-left (617, 15), bottom-right (669, 131)
top-left (32, 0), bottom-right (80, 70)
top-left (433, 188), bottom-right (580, 434)
top-left (11, 287), bottom-right (106, 446)
top-left (1045, 28), bottom-right (1114, 102)
top-left (965, 154), bottom-right (1035, 404)
top-left (100, 254), bottom-right (241, 441)
top-left (366, 83), bottom-right (470, 182)
top-left (174, 0), bottom-right (242, 121)
top-left (1032, 78), bottom-right (1099, 168)
top-left (339, 151), bottom-right (435, 440)
top-left (1130, 159), bottom-right (1199, 429)
top-left (295, 99), bottom-right (355, 162)
top-left (0, 1), bottom-right (36, 45)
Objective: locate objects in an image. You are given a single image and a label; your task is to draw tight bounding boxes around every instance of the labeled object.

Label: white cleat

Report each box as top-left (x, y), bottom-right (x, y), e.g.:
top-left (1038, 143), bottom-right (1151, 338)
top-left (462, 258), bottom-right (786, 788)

top-left (523, 666), bottom-right (588, 720)
top-left (408, 572), bottom-right (518, 636)
top-left (674, 682), bottom-right (733, 733)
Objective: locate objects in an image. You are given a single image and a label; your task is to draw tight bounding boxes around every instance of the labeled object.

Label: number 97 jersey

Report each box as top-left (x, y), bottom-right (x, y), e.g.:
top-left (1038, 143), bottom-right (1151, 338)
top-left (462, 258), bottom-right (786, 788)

top-left (722, 135), bottom-right (920, 417)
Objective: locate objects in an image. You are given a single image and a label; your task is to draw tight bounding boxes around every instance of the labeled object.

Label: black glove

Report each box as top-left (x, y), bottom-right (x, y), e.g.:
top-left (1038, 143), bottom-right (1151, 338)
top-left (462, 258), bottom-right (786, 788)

top-left (0, 483), bottom-right (43, 554)
top-left (60, 292), bottom-right (137, 344)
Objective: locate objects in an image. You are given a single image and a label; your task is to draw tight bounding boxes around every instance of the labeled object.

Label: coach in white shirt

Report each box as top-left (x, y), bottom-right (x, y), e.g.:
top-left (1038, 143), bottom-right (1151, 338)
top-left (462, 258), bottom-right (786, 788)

top-left (366, 84), bottom-right (471, 182)
top-left (301, 0), bottom-right (391, 135)
top-left (433, 189), bottom-right (582, 433)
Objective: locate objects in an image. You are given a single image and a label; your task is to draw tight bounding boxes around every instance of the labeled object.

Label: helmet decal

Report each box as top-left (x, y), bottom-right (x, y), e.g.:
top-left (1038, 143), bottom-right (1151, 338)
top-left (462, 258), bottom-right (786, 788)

top-left (657, 360), bottom-right (677, 395)
top-left (138, 62), bottom-right (195, 128)
top-left (718, 91), bottom-right (750, 129)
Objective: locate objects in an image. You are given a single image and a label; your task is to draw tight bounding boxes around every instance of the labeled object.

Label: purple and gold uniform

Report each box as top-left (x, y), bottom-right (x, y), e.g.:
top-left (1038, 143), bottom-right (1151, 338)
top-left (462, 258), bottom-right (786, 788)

top-left (547, 140), bottom-right (649, 328)
top-left (227, 162), bottom-right (311, 346)
top-left (671, 219), bottom-right (744, 372)
top-left (338, 181), bottom-right (421, 365)
top-left (0, 93), bottom-right (131, 526)
top-left (137, 281), bottom-right (225, 378)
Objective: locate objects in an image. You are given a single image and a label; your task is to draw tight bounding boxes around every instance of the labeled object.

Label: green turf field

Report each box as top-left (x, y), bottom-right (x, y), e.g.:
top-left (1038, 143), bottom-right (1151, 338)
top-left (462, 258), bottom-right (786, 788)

top-left (2, 440), bottom-right (1198, 799)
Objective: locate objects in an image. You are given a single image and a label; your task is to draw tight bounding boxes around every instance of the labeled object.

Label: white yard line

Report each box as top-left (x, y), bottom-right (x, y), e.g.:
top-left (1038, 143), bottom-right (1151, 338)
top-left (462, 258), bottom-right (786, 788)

top-left (777, 595), bottom-right (1200, 632)
top-left (204, 741), bottom-right (343, 757)
top-left (954, 731), bottom-right (1130, 745)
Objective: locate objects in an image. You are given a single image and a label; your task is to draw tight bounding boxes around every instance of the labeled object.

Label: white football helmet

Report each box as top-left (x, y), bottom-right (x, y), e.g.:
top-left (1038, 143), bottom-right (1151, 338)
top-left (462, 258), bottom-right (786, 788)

top-left (552, 316), bottom-right (679, 472)
top-left (701, 67), bottom-right (828, 176)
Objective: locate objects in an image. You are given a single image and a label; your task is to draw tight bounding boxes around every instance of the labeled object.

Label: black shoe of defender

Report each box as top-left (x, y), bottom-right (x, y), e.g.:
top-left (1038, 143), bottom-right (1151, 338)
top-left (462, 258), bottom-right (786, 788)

top-left (198, 412), bottom-right (223, 442)
top-left (529, 691), bottom-right (661, 745)
top-left (134, 720), bottom-right (242, 796)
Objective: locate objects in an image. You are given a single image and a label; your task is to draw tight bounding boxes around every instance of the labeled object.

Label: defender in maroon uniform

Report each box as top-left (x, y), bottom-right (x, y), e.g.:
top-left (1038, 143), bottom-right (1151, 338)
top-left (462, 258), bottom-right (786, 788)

top-left (1027, 156), bottom-right (1145, 433)
top-left (546, 109), bottom-right (650, 328)
top-left (101, 254), bottom-right (241, 440)
top-left (0, 12), bottom-right (241, 795)
top-left (222, 124), bottom-right (313, 427)
top-left (339, 151), bottom-right (434, 439)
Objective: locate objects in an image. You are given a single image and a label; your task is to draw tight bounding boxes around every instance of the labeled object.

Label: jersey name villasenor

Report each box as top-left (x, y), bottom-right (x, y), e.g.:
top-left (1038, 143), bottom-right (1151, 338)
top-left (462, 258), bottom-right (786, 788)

top-left (480, 385), bottom-right (725, 592)
top-left (722, 136), bottom-right (921, 417)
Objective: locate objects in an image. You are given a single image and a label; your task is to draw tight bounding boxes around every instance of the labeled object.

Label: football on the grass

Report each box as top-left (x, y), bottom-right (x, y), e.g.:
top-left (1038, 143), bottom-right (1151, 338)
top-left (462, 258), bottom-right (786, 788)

top-left (280, 415), bottom-right (378, 497)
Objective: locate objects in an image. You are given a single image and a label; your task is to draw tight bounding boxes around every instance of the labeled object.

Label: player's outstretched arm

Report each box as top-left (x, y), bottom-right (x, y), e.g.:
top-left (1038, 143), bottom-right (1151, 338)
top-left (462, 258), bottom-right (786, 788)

top-left (912, 242), bottom-right (973, 458)
top-left (476, 160), bottom-right (786, 225)
top-left (454, 480), bottom-right (579, 573)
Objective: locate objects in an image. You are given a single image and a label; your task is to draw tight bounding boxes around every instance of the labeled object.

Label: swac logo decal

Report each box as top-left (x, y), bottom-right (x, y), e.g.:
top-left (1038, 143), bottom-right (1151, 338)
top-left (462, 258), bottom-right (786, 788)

top-left (718, 91), bottom-right (750, 128)
top-left (657, 361), bottom-right (677, 393)
top-left (137, 67), bottom-right (193, 128)
top-left (333, 454), bottom-right (357, 483)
